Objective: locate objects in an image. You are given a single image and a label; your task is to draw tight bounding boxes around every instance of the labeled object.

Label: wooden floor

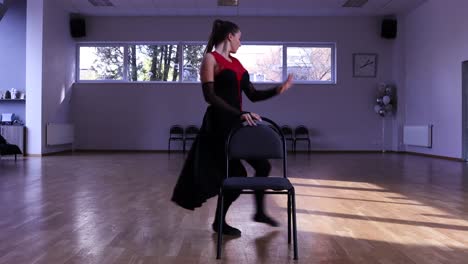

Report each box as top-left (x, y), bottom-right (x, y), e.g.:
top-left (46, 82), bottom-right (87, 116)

top-left (1, 152), bottom-right (468, 264)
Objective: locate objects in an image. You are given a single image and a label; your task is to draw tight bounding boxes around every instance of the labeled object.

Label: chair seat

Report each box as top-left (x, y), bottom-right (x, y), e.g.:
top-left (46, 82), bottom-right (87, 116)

top-left (222, 177), bottom-right (293, 191)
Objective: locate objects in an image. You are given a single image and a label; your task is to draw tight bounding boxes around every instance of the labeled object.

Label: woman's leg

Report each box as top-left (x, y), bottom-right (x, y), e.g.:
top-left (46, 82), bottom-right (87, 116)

top-left (212, 160), bottom-right (245, 236)
top-left (245, 159), bottom-right (279, 227)
top-left (212, 190), bottom-right (241, 236)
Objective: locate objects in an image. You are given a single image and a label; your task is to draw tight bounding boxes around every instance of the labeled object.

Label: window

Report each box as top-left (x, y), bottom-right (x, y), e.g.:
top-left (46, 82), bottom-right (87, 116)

top-left (182, 44), bottom-right (205, 82)
top-left (79, 46), bottom-right (124, 81)
top-left (77, 42), bottom-right (336, 84)
top-left (287, 46), bottom-right (333, 82)
top-left (233, 45), bottom-right (283, 82)
top-left (127, 44), bottom-right (179, 82)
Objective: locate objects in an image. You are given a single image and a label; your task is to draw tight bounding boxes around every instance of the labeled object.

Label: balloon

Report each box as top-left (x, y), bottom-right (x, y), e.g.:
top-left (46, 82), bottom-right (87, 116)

top-left (385, 104), bottom-right (393, 111)
top-left (374, 105), bottom-right (381, 113)
top-left (379, 109), bottom-right (386, 116)
top-left (376, 98), bottom-right (383, 104)
top-left (383, 95), bottom-right (391, 105)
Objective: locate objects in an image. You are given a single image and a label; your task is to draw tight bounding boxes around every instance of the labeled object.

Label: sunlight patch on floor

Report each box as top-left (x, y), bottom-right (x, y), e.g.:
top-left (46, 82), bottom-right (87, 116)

top-left (268, 178), bottom-right (468, 248)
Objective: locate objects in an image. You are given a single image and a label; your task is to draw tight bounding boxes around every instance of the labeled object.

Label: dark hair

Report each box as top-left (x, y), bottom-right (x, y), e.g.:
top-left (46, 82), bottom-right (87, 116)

top-left (204, 19), bottom-right (240, 54)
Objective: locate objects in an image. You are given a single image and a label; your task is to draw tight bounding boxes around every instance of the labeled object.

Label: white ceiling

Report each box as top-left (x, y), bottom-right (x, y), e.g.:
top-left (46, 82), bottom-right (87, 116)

top-left (62, 0), bottom-right (426, 17)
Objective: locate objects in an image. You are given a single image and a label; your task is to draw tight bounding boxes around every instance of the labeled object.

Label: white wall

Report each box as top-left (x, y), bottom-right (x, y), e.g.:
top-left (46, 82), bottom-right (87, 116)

top-left (0, 0), bottom-right (26, 122)
top-left (26, 0), bottom-right (75, 155)
top-left (42, 0), bottom-right (75, 154)
top-left (73, 16), bottom-right (397, 151)
top-left (403, 0), bottom-right (468, 159)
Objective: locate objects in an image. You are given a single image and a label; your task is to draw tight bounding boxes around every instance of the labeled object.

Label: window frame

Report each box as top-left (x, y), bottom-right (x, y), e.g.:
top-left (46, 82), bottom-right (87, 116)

top-left (76, 41), bottom-right (336, 84)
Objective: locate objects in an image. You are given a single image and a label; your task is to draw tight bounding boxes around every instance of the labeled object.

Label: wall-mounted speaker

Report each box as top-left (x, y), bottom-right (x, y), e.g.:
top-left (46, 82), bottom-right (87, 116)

top-left (381, 19), bottom-right (397, 39)
top-left (0, 2), bottom-right (7, 22)
top-left (70, 17), bottom-right (86, 38)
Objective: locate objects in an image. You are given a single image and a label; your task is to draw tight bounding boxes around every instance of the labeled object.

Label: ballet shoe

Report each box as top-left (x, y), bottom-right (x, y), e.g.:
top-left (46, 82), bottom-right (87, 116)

top-left (212, 222), bottom-right (242, 237)
top-left (253, 213), bottom-right (279, 227)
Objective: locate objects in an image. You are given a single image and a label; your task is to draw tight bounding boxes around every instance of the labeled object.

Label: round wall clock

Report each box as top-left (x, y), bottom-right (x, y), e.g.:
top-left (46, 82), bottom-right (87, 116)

top-left (353, 53), bottom-right (377, 77)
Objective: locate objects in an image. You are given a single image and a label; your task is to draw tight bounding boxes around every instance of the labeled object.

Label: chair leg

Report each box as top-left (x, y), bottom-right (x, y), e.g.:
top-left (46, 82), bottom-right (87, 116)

top-left (168, 140), bottom-right (171, 154)
top-left (287, 192), bottom-right (292, 244)
top-left (308, 140), bottom-right (311, 153)
top-left (216, 192), bottom-right (224, 259)
top-left (183, 140), bottom-right (186, 154)
top-left (14, 154), bottom-right (17, 161)
top-left (291, 188), bottom-right (298, 260)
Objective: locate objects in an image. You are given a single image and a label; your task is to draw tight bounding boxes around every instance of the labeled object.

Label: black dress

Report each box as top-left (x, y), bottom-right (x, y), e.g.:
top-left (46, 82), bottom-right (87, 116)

top-left (171, 51), bottom-right (279, 210)
top-left (0, 135), bottom-right (22, 156)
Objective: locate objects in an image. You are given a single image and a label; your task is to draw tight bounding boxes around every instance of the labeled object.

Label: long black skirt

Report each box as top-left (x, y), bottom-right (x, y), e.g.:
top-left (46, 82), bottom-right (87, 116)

top-left (171, 108), bottom-right (246, 210)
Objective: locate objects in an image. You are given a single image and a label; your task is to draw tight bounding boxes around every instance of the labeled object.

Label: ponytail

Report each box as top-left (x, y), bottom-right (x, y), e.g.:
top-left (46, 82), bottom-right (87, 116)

top-left (204, 19), bottom-right (240, 54)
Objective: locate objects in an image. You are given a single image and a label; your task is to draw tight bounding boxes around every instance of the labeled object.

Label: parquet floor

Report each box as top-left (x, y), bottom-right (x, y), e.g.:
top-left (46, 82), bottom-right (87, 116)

top-left (1, 152), bottom-right (468, 263)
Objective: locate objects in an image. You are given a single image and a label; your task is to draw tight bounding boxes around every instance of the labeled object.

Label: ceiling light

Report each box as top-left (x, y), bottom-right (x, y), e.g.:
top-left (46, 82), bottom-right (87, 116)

top-left (218, 0), bottom-right (239, 7)
top-left (88, 0), bottom-right (114, 7)
top-left (342, 0), bottom-right (368, 8)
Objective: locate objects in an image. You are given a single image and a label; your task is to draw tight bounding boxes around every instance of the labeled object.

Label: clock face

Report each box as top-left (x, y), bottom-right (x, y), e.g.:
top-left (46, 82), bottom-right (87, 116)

top-left (353, 53), bottom-right (377, 77)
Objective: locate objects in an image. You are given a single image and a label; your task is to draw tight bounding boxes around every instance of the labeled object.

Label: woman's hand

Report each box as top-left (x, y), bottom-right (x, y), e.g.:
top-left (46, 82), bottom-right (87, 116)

top-left (278, 74), bottom-right (294, 94)
top-left (241, 112), bottom-right (262, 126)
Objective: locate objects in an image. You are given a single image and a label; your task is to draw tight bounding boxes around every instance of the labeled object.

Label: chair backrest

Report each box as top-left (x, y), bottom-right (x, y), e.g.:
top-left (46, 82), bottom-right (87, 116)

top-left (281, 125), bottom-right (294, 139)
top-left (170, 125), bottom-right (184, 137)
top-left (227, 118), bottom-right (285, 160)
top-left (185, 125), bottom-right (199, 137)
top-left (294, 125), bottom-right (309, 138)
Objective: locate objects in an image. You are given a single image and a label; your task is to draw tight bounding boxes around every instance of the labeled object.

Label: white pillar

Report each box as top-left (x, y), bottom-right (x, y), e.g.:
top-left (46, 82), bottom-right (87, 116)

top-left (25, 0), bottom-right (44, 155)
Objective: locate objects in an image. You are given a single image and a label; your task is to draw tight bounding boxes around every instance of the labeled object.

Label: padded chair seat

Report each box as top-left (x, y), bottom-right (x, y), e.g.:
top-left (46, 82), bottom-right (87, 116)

top-left (223, 177), bottom-right (293, 191)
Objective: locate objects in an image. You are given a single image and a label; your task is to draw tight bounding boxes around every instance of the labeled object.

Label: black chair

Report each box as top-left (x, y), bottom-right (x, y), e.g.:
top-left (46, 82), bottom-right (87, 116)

top-left (216, 117), bottom-right (298, 260)
top-left (183, 125), bottom-right (199, 153)
top-left (281, 125), bottom-right (295, 153)
top-left (294, 125), bottom-right (311, 153)
top-left (168, 125), bottom-right (184, 153)
top-left (0, 135), bottom-right (22, 161)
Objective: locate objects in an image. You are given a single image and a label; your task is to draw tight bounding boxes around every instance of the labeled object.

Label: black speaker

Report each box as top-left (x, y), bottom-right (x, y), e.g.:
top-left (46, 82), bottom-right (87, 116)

top-left (70, 17), bottom-right (86, 38)
top-left (381, 19), bottom-right (397, 39)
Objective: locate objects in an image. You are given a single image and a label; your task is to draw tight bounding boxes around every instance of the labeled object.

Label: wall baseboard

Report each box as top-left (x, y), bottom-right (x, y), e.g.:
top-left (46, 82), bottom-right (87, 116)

top-left (74, 149), bottom-right (176, 154)
top-left (25, 149), bottom-right (74, 157)
top-left (290, 150), bottom-right (464, 162)
top-left (402, 151), bottom-right (464, 162)
top-left (26, 149), bottom-right (465, 162)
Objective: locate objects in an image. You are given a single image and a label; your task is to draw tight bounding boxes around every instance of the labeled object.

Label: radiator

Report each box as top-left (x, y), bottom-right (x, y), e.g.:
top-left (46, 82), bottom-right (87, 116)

top-left (46, 123), bottom-right (74, 146)
top-left (403, 125), bottom-right (432, 148)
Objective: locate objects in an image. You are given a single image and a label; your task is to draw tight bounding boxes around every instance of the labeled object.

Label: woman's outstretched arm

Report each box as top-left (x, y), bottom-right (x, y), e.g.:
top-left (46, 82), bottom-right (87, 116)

top-left (243, 74), bottom-right (294, 102)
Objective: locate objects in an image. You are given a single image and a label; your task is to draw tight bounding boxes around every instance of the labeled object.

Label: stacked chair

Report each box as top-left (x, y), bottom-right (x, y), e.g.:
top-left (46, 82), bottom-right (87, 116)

top-left (168, 125), bottom-right (200, 153)
top-left (168, 125), bottom-right (184, 153)
top-left (294, 125), bottom-right (311, 153)
top-left (281, 125), bottom-right (295, 153)
top-left (183, 125), bottom-right (200, 153)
